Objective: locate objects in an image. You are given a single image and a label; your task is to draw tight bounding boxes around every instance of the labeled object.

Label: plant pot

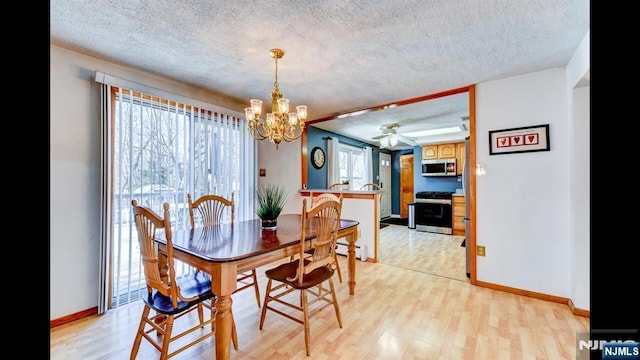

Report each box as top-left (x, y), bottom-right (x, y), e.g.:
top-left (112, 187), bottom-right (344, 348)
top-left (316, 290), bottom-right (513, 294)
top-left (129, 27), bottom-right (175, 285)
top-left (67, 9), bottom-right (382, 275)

top-left (260, 218), bottom-right (277, 230)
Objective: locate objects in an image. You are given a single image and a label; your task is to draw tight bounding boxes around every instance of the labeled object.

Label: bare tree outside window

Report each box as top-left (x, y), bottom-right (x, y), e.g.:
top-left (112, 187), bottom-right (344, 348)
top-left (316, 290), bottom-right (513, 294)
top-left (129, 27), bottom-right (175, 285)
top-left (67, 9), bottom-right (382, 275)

top-left (109, 90), bottom-right (245, 307)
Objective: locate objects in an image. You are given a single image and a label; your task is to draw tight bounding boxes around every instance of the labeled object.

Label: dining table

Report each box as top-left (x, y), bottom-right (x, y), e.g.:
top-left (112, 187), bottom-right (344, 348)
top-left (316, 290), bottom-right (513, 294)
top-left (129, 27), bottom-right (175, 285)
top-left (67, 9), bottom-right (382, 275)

top-left (155, 213), bottom-right (359, 360)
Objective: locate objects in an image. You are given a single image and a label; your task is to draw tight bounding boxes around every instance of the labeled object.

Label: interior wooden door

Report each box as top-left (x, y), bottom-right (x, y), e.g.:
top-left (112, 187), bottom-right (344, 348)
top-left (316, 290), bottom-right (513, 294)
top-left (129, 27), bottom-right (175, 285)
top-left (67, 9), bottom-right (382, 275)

top-left (399, 154), bottom-right (414, 218)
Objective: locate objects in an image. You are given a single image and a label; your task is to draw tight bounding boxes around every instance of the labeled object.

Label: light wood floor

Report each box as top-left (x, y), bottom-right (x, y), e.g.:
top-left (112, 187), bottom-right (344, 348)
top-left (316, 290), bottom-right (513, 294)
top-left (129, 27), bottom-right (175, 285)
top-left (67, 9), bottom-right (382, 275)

top-left (50, 225), bottom-right (589, 359)
top-left (378, 224), bottom-right (468, 282)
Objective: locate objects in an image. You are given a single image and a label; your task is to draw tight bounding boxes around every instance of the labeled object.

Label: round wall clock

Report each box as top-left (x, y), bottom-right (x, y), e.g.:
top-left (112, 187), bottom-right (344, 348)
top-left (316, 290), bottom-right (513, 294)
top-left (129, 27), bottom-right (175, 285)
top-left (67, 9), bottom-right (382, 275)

top-left (311, 146), bottom-right (325, 169)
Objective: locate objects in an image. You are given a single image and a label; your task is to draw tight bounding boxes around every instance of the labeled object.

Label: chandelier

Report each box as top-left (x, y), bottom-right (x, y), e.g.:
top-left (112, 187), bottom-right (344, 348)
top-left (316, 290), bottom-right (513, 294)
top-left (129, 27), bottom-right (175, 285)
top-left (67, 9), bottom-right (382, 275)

top-left (379, 134), bottom-right (398, 149)
top-left (245, 48), bottom-right (307, 149)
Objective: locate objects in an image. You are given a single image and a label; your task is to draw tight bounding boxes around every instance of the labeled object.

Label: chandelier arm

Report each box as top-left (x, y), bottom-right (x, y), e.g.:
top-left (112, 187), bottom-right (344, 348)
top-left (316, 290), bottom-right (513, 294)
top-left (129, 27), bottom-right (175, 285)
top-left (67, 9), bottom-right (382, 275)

top-left (282, 123), bottom-right (304, 141)
top-left (252, 122), bottom-right (273, 140)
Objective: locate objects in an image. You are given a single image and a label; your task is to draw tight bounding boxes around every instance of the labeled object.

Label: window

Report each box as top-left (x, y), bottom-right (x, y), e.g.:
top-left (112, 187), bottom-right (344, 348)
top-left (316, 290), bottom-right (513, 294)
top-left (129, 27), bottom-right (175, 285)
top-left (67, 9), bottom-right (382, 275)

top-left (102, 86), bottom-right (256, 309)
top-left (338, 144), bottom-right (366, 189)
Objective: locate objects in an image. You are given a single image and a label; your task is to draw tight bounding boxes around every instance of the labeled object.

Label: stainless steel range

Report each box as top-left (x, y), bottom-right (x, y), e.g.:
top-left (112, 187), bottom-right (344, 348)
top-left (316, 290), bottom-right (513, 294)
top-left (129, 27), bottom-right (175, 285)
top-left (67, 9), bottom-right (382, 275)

top-left (414, 191), bottom-right (453, 234)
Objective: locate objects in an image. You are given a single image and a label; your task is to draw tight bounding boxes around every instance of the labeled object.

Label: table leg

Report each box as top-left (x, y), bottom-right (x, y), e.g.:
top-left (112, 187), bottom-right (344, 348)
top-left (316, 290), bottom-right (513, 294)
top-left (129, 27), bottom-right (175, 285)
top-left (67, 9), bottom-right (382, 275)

top-left (214, 294), bottom-right (233, 359)
top-left (347, 226), bottom-right (358, 295)
top-left (210, 263), bottom-right (238, 360)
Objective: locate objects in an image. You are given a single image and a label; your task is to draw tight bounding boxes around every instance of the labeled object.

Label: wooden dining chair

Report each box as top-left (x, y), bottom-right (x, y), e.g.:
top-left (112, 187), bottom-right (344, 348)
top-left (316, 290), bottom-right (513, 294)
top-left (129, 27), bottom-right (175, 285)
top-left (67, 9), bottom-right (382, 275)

top-left (259, 196), bottom-right (344, 356)
top-left (297, 192), bottom-right (343, 282)
top-left (359, 182), bottom-right (381, 190)
top-left (311, 192), bottom-right (341, 204)
top-left (328, 183), bottom-right (342, 189)
top-left (187, 193), bottom-right (262, 308)
top-left (360, 182), bottom-right (383, 205)
top-left (289, 194), bottom-right (342, 262)
top-left (130, 200), bottom-right (237, 359)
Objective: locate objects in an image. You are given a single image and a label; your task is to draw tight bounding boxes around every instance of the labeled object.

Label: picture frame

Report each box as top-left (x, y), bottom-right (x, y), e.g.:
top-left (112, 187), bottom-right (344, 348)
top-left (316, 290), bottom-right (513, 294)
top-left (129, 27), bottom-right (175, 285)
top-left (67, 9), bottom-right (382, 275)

top-left (489, 124), bottom-right (550, 155)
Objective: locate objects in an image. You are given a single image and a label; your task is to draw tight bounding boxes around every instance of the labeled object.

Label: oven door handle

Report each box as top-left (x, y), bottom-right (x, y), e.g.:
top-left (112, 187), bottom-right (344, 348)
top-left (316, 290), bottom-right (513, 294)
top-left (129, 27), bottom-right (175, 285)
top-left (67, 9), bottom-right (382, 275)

top-left (416, 199), bottom-right (452, 205)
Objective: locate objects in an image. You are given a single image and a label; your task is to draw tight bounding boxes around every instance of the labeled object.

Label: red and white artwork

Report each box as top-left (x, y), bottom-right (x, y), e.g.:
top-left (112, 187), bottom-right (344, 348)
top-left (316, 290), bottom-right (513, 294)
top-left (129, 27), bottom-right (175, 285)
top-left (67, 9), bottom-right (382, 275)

top-left (489, 124), bottom-right (549, 155)
top-left (496, 133), bottom-right (539, 148)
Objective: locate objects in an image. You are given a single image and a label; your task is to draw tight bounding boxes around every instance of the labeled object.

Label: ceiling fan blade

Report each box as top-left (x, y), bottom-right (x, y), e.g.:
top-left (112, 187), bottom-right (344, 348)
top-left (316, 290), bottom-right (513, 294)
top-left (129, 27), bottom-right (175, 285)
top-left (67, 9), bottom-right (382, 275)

top-left (397, 135), bottom-right (418, 146)
top-left (372, 134), bottom-right (386, 140)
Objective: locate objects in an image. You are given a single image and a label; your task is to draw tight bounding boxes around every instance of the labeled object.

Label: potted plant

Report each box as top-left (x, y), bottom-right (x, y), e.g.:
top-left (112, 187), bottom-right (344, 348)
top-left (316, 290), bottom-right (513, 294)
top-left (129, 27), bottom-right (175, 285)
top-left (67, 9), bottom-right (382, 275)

top-left (256, 184), bottom-right (289, 230)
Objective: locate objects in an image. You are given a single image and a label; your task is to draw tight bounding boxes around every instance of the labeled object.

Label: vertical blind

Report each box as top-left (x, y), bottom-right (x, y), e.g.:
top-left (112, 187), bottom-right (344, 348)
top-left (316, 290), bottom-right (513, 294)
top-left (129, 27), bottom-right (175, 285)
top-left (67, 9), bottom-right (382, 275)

top-left (97, 72), bottom-right (257, 311)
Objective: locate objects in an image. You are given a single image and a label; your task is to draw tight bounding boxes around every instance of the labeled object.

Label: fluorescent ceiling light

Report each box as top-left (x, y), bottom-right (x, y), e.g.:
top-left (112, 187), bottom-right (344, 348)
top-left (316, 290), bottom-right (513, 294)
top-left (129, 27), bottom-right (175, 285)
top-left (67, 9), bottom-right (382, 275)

top-left (403, 126), bottom-right (461, 138)
top-left (337, 109), bottom-right (369, 118)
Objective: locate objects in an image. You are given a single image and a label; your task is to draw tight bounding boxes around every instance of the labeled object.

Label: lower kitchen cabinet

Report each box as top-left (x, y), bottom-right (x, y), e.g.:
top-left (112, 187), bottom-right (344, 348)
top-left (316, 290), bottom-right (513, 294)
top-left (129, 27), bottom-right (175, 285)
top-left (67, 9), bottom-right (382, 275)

top-left (452, 195), bottom-right (465, 235)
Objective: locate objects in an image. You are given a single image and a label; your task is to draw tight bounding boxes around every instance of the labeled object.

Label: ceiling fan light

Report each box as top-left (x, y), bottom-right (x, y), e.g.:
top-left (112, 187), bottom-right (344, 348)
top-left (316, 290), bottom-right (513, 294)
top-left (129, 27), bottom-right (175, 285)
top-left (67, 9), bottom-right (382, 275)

top-left (380, 137), bottom-right (389, 148)
top-left (389, 134), bottom-right (398, 146)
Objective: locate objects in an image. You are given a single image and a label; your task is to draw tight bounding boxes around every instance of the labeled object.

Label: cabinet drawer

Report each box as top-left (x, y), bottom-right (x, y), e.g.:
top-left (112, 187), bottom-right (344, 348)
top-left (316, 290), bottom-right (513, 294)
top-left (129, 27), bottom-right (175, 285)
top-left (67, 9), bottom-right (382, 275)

top-left (453, 215), bottom-right (465, 230)
top-left (453, 196), bottom-right (465, 205)
top-left (452, 195), bottom-right (466, 235)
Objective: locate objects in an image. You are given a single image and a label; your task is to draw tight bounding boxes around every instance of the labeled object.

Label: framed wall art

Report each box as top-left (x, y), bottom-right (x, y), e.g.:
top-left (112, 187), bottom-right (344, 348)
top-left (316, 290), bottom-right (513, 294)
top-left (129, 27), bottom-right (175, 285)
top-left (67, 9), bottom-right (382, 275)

top-left (489, 124), bottom-right (550, 155)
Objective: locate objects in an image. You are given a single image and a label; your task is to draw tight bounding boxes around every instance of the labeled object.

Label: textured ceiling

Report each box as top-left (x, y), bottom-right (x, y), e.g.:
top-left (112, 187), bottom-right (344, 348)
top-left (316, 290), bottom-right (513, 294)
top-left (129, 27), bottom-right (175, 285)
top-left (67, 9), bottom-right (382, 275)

top-left (50, 0), bottom-right (590, 149)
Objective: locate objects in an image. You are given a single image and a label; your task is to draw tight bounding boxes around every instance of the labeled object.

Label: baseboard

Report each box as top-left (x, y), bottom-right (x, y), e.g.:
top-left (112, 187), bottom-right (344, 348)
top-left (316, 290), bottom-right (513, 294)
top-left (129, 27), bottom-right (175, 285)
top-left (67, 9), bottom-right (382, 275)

top-left (335, 241), bottom-right (368, 262)
top-left (476, 280), bottom-right (590, 318)
top-left (50, 306), bottom-right (98, 328)
top-left (568, 298), bottom-right (590, 317)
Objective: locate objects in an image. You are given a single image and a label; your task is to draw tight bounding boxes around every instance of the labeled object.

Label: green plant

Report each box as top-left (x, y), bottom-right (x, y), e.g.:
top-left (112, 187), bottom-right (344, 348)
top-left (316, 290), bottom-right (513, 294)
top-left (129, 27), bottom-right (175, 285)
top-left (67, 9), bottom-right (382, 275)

top-left (256, 184), bottom-right (289, 220)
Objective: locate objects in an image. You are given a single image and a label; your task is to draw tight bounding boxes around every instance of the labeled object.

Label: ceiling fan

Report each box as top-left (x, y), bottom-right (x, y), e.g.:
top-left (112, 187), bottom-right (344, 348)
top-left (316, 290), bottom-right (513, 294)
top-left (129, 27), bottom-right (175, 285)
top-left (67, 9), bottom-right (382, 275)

top-left (372, 124), bottom-right (417, 149)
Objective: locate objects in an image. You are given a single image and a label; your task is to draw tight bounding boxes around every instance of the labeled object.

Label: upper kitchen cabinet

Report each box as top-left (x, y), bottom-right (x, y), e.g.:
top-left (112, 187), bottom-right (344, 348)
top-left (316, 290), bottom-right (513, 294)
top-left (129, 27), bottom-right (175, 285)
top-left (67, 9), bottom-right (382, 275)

top-left (422, 143), bottom-right (456, 160)
top-left (422, 145), bottom-right (438, 160)
top-left (438, 143), bottom-right (456, 158)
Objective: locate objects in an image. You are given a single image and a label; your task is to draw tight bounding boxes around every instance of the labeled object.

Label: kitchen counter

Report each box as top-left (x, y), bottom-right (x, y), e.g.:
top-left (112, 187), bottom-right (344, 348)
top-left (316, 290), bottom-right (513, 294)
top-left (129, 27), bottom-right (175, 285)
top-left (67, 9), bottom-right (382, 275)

top-left (299, 189), bottom-right (382, 262)
top-left (299, 188), bottom-right (384, 195)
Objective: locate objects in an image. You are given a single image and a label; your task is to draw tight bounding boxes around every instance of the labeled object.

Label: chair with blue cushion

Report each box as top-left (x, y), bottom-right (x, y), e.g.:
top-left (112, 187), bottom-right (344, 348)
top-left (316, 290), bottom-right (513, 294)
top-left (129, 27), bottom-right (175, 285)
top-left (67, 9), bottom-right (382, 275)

top-left (187, 192), bottom-right (262, 308)
top-left (130, 200), bottom-right (237, 359)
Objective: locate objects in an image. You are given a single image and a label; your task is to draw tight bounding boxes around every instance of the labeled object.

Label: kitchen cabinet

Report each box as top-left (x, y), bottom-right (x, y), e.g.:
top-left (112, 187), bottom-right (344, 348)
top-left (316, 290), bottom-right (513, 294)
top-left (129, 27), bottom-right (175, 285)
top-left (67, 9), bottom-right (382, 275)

top-left (422, 145), bottom-right (438, 160)
top-left (437, 143), bottom-right (456, 159)
top-left (455, 141), bottom-right (465, 176)
top-left (422, 143), bottom-right (456, 160)
top-left (452, 195), bottom-right (465, 235)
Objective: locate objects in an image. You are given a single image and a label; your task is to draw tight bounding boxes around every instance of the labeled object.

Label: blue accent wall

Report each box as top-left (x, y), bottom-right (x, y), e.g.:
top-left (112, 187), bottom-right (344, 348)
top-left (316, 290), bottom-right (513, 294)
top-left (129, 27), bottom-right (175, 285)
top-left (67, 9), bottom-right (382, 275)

top-left (307, 127), bottom-right (462, 217)
top-left (306, 126), bottom-right (384, 189)
top-left (391, 146), bottom-right (462, 214)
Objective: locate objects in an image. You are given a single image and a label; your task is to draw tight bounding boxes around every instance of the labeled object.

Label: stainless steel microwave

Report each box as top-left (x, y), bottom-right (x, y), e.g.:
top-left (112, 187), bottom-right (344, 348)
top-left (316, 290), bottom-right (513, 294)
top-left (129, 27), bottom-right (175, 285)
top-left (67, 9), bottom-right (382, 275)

top-left (421, 158), bottom-right (456, 176)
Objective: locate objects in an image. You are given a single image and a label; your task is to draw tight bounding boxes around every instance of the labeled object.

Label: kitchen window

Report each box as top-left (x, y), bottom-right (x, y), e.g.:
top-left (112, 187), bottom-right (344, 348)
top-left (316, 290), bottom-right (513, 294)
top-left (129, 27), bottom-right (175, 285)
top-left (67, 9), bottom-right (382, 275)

top-left (338, 143), bottom-right (366, 189)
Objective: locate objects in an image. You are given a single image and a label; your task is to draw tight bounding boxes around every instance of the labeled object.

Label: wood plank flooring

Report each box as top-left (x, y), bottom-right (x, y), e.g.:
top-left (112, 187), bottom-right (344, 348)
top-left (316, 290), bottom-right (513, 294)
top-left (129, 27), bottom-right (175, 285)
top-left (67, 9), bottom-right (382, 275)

top-left (50, 225), bottom-right (589, 359)
top-left (378, 224), bottom-right (468, 282)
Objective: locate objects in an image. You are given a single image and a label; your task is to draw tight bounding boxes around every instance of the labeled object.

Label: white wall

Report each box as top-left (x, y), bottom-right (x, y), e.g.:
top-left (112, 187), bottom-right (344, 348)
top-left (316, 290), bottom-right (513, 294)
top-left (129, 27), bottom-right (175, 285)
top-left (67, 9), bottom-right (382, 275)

top-left (257, 140), bottom-right (303, 216)
top-left (570, 86), bottom-right (589, 310)
top-left (51, 46), bottom-right (102, 320)
top-left (50, 44), bottom-right (245, 320)
top-left (567, 31), bottom-right (590, 311)
top-left (476, 67), bottom-right (573, 297)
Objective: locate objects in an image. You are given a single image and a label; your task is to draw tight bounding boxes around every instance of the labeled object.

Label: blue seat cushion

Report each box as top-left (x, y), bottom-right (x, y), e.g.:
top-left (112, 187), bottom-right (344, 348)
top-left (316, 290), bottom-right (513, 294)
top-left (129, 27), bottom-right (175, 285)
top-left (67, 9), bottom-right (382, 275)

top-left (143, 271), bottom-right (215, 315)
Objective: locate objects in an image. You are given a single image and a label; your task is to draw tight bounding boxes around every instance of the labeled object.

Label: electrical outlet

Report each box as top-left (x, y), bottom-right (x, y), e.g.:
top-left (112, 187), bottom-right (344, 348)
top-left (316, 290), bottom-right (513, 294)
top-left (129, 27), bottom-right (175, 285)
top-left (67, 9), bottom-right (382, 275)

top-left (477, 245), bottom-right (486, 257)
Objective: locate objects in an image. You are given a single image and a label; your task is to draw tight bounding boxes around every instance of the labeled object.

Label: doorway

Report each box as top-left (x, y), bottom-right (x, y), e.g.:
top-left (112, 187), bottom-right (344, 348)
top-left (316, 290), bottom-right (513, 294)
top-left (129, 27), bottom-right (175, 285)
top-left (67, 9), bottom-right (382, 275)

top-left (379, 153), bottom-right (391, 218)
top-left (399, 154), bottom-right (414, 218)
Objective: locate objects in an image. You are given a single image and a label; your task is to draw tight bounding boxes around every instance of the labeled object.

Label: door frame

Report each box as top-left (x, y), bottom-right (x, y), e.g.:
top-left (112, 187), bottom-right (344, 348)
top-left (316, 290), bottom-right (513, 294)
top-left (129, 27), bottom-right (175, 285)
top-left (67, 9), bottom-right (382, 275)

top-left (300, 85), bottom-right (476, 285)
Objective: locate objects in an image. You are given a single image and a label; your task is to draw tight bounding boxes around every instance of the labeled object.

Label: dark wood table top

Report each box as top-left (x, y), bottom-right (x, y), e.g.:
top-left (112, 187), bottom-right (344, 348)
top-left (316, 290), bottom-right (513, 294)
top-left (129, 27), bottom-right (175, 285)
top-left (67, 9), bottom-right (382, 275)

top-left (162, 213), bottom-right (359, 263)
